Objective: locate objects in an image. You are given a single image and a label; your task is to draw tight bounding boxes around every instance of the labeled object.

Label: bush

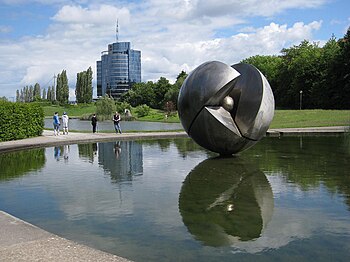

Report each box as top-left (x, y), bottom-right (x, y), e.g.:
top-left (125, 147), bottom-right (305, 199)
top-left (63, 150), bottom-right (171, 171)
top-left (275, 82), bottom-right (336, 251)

top-left (135, 104), bottom-right (150, 117)
top-left (96, 95), bottom-right (115, 120)
top-left (115, 101), bottom-right (131, 114)
top-left (0, 101), bottom-right (44, 142)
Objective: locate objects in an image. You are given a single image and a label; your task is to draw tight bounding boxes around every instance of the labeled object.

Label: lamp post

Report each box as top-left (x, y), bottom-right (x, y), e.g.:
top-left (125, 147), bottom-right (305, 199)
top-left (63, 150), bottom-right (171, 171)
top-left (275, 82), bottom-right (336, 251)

top-left (299, 90), bottom-right (303, 110)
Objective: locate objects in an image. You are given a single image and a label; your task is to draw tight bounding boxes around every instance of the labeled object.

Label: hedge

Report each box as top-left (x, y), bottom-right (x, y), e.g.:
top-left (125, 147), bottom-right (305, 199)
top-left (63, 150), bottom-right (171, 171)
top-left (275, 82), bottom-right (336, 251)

top-left (0, 101), bottom-right (44, 142)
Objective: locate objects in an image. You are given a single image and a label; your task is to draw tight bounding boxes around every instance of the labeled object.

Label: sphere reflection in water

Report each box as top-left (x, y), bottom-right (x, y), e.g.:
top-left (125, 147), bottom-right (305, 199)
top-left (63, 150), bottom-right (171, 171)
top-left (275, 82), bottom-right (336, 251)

top-left (179, 157), bottom-right (274, 247)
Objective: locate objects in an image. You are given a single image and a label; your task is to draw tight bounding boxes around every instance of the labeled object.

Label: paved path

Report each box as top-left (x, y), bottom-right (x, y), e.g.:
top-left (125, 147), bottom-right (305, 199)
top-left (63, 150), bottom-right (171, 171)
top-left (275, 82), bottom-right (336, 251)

top-left (267, 126), bottom-right (349, 136)
top-left (0, 126), bottom-right (348, 153)
top-left (0, 130), bottom-right (188, 153)
top-left (0, 211), bottom-right (131, 262)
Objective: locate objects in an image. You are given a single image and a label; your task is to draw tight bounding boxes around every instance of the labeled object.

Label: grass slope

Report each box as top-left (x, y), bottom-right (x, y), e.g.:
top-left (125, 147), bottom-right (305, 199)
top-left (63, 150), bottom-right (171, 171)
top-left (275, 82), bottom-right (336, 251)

top-left (42, 104), bottom-right (350, 129)
top-left (270, 110), bottom-right (350, 128)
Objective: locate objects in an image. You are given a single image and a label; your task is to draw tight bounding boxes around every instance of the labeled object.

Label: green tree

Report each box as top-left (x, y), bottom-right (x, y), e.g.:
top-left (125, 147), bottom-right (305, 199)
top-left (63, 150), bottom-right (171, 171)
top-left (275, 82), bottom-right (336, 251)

top-left (332, 27), bottom-right (350, 109)
top-left (277, 40), bottom-right (322, 109)
top-left (47, 86), bottom-right (51, 101)
top-left (29, 85), bottom-right (33, 102)
top-left (164, 70), bottom-right (188, 109)
top-left (85, 66), bottom-right (93, 102)
top-left (115, 101), bottom-right (131, 114)
top-left (96, 94), bottom-right (116, 120)
top-left (75, 66), bottom-right (93, 103)
top-left (42, 88), bottom-right (46, 100)
top-left (151, 77), bottom-right (172, 109)
top-left (311, 36), bottom-right (341, 108)
top-left (56, 70), bottom-right (69, 104)
top-left (241, 55), bottom-right (282, 97)
top-left (135, 104), bottom-right (150, 117)
top-left (33, 83), bottom-right (41, 101)
top-left (47, 86), bottom-right (55, 102)
top-left (121, 81), bottom-right (155, 107)
top-left (16, 90), bottom-right (20, 102)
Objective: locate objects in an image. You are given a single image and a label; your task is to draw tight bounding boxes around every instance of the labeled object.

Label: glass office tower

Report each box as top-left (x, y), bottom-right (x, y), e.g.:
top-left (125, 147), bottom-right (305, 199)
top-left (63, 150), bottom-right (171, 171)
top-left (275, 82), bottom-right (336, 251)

top-left (97, 41), bottom-right (141, 98)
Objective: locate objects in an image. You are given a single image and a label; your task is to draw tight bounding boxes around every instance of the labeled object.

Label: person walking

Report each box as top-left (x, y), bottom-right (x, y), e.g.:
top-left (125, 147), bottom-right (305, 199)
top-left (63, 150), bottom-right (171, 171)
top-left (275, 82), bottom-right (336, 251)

top-left (62, 112), bottom-right (69, 135)
top-left (91, 113), bottom-right (97, 133)
top-left (113, 112), bottom-right (122, 134)
top-left (53, 112), bottom-right (60, 136)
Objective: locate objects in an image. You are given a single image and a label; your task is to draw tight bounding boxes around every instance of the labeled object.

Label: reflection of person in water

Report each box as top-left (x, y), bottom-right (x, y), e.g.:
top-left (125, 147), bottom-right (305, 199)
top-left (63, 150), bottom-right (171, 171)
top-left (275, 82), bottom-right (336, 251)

top-left (179, 157), bottom-right (274, 247)
top-left (114, 141), bottom-right (121, 159)
top-left (92, 143), bottom-right (98, 156)
top-left (63, 145), bottom-right (69, 162)
top-left (54, 146), bottom-right (61, 161)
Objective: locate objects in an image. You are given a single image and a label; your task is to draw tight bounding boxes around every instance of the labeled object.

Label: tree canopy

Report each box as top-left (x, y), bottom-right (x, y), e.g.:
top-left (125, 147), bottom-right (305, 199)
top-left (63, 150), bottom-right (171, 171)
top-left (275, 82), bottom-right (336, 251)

top-left (241, 27), bottom-right (350, 109)
top-left (56, 70), bottom-right (69, 104)
top-left (75, 66), bottom-right (93, 103)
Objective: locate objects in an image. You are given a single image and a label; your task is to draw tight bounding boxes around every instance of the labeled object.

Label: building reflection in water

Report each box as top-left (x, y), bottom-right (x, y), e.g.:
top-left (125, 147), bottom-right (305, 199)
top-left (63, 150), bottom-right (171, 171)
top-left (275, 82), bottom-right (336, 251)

top-left (98, 140), bottom-right (143, 182)
top-left (179, 157), bottom-right (274, 247)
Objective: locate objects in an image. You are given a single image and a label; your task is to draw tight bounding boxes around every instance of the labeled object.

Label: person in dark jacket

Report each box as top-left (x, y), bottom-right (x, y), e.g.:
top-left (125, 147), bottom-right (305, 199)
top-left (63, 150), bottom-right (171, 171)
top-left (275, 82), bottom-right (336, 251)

top-left (113, 112), bottom-right (122, 134)
top-left (91, 114), bottom-right (97, 133)
top-left (53, 112), bottom-right (60, 136)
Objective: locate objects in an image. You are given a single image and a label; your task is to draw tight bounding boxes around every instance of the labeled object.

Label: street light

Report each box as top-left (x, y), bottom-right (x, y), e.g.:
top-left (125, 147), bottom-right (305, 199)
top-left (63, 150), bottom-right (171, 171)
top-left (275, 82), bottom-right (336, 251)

top-left (299, 90), bottom-right (303, 110)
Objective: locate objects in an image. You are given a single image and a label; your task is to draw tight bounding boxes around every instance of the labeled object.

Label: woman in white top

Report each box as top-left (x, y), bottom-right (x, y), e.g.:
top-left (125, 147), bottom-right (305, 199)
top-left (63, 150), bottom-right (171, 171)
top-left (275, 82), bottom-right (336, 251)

top-left (62, 112), bottom-right (69, 135)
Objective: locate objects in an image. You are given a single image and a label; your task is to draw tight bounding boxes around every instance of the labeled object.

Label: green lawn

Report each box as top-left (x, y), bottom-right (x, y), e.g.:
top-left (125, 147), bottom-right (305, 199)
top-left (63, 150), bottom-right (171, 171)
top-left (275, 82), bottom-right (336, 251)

top-left (270, 110), bottom-right (350, 128)
top-left (43, 104), bottom-right (96, 118)
top-left (42, 104), bottom-right (350, 129)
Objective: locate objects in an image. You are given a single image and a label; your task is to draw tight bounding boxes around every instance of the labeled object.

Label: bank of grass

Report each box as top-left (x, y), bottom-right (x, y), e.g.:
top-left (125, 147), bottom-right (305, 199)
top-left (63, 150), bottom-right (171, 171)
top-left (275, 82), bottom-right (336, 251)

top-left (42, 103), bottom-right (349, 128)
top-left (42, 103), bottom-right (96, 118)
top-left (270, 110), bottom-right (350, 128)
top-left (135, 108), bottom-right (179, 123)
top-left (138, 109), bottom-right (350, 128)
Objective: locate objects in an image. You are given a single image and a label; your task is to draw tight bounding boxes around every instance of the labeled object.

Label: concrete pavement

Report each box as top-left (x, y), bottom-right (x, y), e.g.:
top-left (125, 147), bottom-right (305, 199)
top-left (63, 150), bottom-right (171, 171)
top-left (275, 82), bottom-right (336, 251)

top-left (0, 211), bottom-right (131, 262)
top-left (0, 130), bottom-right (188, 153)
top-left (0, 126), bottom-right (348, 153)
top-left (266, 125), bottom-right (349, 136)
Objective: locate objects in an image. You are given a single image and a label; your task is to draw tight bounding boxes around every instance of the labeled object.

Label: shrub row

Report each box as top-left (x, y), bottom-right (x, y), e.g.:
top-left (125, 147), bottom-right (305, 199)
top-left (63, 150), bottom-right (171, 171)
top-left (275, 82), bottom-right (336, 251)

top-left (0, 101), bottom-right (44, 142)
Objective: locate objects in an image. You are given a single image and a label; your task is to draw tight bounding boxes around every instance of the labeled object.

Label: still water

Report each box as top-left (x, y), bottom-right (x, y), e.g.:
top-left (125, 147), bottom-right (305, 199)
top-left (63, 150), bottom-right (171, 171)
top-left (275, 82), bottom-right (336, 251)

top-left (44, 118), bottom-right (183, 132)
top-left (0, 136), bottom-right (350, 261)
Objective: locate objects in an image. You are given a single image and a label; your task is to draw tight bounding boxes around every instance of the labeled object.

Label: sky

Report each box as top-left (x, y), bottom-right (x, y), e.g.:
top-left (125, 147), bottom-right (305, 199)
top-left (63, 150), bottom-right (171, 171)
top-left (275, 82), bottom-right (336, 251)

top-left (0, 0), bottom-right (349, 100)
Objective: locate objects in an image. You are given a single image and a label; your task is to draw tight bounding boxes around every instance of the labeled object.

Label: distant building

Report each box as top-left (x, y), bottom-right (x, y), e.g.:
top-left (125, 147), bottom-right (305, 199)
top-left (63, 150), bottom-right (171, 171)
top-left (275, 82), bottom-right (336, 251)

top-left (96, 41), bottom-right (141, 98)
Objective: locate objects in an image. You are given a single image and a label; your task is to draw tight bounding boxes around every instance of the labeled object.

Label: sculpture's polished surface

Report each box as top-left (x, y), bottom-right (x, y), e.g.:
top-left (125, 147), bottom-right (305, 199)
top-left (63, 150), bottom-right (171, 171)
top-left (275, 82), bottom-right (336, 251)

top-left (178, 61), bottom-right (274, 155)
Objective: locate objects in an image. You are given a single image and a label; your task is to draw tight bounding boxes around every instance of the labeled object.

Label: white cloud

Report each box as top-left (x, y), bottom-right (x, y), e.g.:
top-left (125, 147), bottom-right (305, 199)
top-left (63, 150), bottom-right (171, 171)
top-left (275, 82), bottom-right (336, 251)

top-left (0, 25), bottom-right (12, 33)
top-left (0, 1), bottom-right (326, 99)
top-left (52, 4), bottom-right (130, 25)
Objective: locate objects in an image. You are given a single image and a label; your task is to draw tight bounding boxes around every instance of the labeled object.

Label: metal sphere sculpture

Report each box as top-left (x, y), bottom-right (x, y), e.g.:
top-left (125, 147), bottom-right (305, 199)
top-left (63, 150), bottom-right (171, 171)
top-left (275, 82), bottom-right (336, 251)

top-left (178, 61), bottom-right (275, 155)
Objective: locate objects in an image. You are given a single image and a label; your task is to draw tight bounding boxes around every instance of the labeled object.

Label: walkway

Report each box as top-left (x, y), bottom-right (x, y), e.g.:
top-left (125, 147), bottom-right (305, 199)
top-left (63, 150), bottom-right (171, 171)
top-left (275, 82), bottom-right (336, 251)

top-left (0, 130), bottom-right (188, 153)
top-left (0, 126), bottom-right (348, 153)
top-left (0, 211), bottom-right (130, 262)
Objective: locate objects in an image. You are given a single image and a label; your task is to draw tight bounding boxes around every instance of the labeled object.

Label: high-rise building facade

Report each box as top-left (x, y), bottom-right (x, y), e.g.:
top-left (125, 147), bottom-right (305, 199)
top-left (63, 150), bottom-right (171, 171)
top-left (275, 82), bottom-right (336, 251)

top-left (97, 41), bottom-right (141, 98)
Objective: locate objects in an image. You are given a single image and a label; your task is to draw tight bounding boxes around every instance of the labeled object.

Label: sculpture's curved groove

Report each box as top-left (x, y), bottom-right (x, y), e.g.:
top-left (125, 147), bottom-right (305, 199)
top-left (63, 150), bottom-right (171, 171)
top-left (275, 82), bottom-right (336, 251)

top-left (178, 61), bottom-right (275, 155)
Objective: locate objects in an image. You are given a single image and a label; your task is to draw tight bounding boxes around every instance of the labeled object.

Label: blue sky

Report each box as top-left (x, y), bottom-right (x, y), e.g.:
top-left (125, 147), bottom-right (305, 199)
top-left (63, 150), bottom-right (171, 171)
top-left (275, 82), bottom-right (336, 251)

top-left (0, 0), bottom-right (349, 99)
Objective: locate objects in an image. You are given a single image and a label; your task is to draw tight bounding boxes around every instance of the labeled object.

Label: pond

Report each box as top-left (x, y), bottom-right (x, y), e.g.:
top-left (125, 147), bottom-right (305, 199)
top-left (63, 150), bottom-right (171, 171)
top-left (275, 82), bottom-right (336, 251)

top-left (44, 118), bottom-right (183, 132)
top-left (0, 135), bottom-right (350, 261)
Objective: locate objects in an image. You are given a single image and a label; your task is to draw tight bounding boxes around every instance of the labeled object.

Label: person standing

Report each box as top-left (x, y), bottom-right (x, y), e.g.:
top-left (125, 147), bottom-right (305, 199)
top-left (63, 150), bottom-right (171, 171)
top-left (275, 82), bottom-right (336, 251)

top-left (53, 112), bottom-right (60, 136)
top-left (91, 113), bottom-right (97, 133)
top-left (113, 111), bottom-right (122, 134)
top-left (62, 112), bottom-right (69, 135)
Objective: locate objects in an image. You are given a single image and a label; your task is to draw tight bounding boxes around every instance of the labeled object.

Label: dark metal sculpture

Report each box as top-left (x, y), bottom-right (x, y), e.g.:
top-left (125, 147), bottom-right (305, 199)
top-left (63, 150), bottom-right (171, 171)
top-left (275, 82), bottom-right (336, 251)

top-left (178, 61), bottom-right (275, 155)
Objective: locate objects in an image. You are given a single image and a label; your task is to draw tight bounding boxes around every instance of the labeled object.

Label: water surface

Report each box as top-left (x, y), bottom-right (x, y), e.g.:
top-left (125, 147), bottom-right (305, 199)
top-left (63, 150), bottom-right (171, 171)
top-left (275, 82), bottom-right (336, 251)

top-left (0, 135), bottom-right (349, 261)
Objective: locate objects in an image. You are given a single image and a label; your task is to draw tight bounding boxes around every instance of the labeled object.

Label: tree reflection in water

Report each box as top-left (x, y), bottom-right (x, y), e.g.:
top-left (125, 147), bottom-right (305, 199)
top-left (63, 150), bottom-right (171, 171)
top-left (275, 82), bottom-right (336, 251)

top-left (0, 148), bottom-right (46, 180)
